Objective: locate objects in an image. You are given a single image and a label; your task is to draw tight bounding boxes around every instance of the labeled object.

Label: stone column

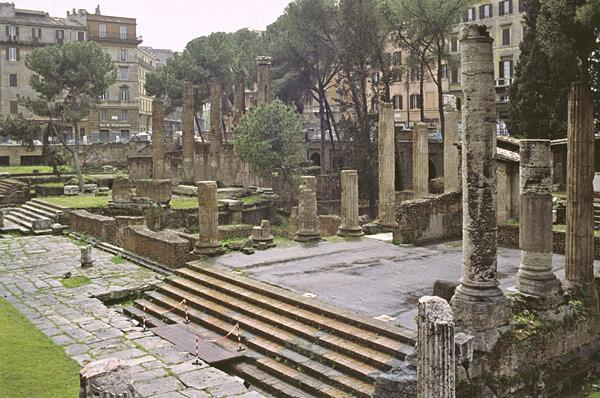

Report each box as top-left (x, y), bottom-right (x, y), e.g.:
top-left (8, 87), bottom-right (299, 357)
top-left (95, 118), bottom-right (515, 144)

top-left (517, 140), bottom-right (563, 307)
top-left (151, 99), bottom-right (166, 179)
top-left (233, 72), bottom-right (246, 125)
top-left (80, 246), bottom-right (93, 268)
top-left (412, 122), bottom-right (429, 198)
top-left (417, 296), bottom-right (455, 398)
top-left (294, 176), bottom-right (321, 242)
top-left (182, 80), bottom-right (196, 184)
top-left (565, 82), bottom-right (595, 286)
top-left (209, 78), bottom-right (222, 177)
top-left (337, 170), bottom-right (363, 237)
top-left (444, 110), bottom-right (460, 193)
top-left (256, 56), bottom-right (273, 105)
top-left (450, 25), bottom-right (511, 331)
top-left (377, 102), bottom-right (398, 229)
top-left (194, 181), bottom-right (224, 256)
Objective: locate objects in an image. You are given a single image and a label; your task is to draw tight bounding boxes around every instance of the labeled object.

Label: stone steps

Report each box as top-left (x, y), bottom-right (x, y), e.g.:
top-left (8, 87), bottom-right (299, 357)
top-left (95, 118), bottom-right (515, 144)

top-left (0, 199), bottom-right (66, 235)
top-left (21, 203), bottom-right (59, 219)
top-left (30, 198), bottom-right (67, 214)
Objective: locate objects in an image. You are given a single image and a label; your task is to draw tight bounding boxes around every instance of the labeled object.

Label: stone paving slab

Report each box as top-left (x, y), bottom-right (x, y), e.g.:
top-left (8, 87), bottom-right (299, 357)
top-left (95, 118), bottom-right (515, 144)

top-left (0, 235), bottom-right (260, 398)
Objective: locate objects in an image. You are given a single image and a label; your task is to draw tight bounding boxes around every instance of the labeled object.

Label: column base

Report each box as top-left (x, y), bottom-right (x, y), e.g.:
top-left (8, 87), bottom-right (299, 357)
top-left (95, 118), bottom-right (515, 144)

top-left (451, 285), bottom-right (512, 332)
top-left (337, 226), bottom-right (364, 238)
top-left (517, 275), bottom-right (564, 310)
top-left (194, 242), bottom-right (225, 256)
top-left (294, 231), bottom-right (321, 242)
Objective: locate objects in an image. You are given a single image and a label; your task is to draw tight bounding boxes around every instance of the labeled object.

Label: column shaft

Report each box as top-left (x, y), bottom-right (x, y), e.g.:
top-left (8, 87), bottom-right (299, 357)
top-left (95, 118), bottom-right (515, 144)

top-left (444, 111), bottom-right (460, 193)
top-left (412, 122), bottom-right (429, 198)
top-left (377, 102), bottom-right (398, 229)
top-left (182, 81), bottom-right (195, 184)
top-left (338, 170), bottom-right (363, 237)
top-left (151, 99), bottom-right (166, 179)
top-left (194, 181), bottom-right (224, 256)
top-left (295, 176), bottom-right (321, 242)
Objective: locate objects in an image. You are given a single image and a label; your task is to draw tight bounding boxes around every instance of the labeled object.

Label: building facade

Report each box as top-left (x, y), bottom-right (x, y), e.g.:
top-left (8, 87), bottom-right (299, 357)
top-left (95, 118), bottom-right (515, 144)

top-left (137, 46), bottom-right (158, 133)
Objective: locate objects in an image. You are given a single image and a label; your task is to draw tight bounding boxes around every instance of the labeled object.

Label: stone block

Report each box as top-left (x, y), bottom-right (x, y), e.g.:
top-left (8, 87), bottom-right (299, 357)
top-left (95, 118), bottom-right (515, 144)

top-left (433, 279), bottom-right (458, 302)
top-left (64, 185), bottom-right (79, 195)
top-left (372, 363), bottom-right (417, 398)
top-left (69, 210), bottom-right (117, 244)
top-left (135, 179), bottom-right (172, 204)
top-left (82, 184), bottom-right (98, 193)
top-left (318, 214), bottom-right (341, 237)
top-left (79, 358), bottom-right (135, 398)
top-left (121, 225), bottom-right (192, 269)
top-left (115, 216), bottom-right (146, 247)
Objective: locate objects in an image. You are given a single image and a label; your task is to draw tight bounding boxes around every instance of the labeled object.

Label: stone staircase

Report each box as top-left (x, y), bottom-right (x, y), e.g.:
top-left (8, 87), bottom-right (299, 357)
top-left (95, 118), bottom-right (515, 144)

top-left (594, 203), bottom-right (600, 231)
top-left (0, 178), bottom-right (29, 205)
top-left (125, 263), bottom-right (416, 398)
top-left (2, 199), bottom-right (67, 234)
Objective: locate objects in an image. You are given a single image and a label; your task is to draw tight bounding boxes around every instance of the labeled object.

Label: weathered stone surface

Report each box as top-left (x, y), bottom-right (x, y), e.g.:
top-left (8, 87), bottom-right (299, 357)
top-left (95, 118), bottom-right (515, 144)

top-left (372, 363), bottom-right (417, 398)
top-left (112, 176), bottom-right (134, 203)
top-left (433, 280), bottom-right (459, 302)
top-left (0, 210), bottom-right (3, 228)
top-left (116, 216), bottom-right (146, 247)
top-left (450, 25), bottom-right (511, 331)
top-left (79, 358), bottom-right (136, 398)
top-left (194, 181), bottom-right (224, 256)
top-left (80, 245), bottom-right (93, 268)
top-left (294, 176), bottom-right (321, 242)
top-left (377, 102), bottom-right (398, 229)
top-left (64, 185), bottom-right (79, 195)
top-left (337, 170), bottom-right (363, 237)
top-left (318, 214), bottom-right (341, 237)
top-left (444, 110), bottom-right (460, 193)
top-left (70, 210), bottom-right (117, 245)
top-left (209, 78), bottom-right (222, 174)
top-left (256, 56), bottom-right (273, 105)
top-left (289, 206), bottom-right (299, 235)
top-left (152, 99), bottom-right (166, 180)
top-left (412, 122), bottom-right (429, 198)
top-left (251, 220), bottom-right (275, 248)
top-left (136, 179), bottom-right (172, 204)
top-left (122, 225), bottom-right (192, 269)
top-left (182, 81), bottom-right (195, 184)
top-left (417, 296), bottom-right (455, 398)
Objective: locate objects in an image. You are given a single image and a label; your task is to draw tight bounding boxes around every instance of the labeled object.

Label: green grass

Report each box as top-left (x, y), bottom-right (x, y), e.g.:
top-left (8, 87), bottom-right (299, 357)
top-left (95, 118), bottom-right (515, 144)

top-left (171, 197), bottom-right (199, 209)
top-left (39, 195), bottom-right (110, 209)
top-left (111, 255), bottom-right (126, 264)
top-left (239, 194), bottom-right (264, 205)
top-left (0, 165), bottom-right (72, 174)
top-left (58, 275), bottom-right (91, 289)
top-left (0, 297), bottom-right (80, 397)
top-left (35, 182), bottom-right (65, 188)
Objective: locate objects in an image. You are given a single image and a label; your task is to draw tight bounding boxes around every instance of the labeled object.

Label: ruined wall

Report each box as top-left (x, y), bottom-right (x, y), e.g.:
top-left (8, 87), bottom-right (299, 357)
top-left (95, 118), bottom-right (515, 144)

top-left (121, 225), bottom-right (192, 269)
top-left (497, 160), bottom-right (520, 224)
top-left (393, 191), bottom-right (462, 244)
top-left (69, 210), bottom-right (117, 244)
top-left (318, 215), bottom-right (341, 237)
top-left (396, 134), bottom-right (444, 192)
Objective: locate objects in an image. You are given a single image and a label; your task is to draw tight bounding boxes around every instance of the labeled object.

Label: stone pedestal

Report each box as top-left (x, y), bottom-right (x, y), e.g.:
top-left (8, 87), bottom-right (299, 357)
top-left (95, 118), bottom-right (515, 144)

top-left (80, 245), bottom-right (93, 268)
top-left (450, 25), bottom-right (511, 332)
top-left (517, 140), bottom-right (563, 308)
top-left (565, 82), bottom-right (595, 287)
top-left (251, 220), bottom-right (275, 249)
top-left (256, 56), bottom-right (273, 105)
top-left (444, 110), bottom-right (460, 193)
top-left (111, 176), bottom-right (133, 203)
top-left (338, 170), bottom-right (363, 237)
top-left (377, 102), bottom-right (398, 230)
top-left (412, 122), bottom-right (429, 198)
top-left (152, 99), bottom-right (166, 180)
top-left (294, 176), bottom-right (321, 242)
top-left (182, 80), bottom-right (196, 184)
top-left (417, 296), bottom-right (455, 398)
top-left (79, 358), bottom-right (135, 398)
top-left (194, 181), bottom-right (224, 256)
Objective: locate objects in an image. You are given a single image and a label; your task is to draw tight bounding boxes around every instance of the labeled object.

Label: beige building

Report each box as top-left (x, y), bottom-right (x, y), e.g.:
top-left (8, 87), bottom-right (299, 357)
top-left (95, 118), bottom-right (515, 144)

top-left (137, 46), bottom-right (158, 133)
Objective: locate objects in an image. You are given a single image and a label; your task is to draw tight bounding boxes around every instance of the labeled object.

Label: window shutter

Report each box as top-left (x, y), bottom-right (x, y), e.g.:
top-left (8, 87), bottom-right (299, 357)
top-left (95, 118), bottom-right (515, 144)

top-left (16, 48), bottom-right (20, 61)
top-left (4, 48), bottom-right (7, 60)
top-left (479, 6), bottom-right (484, 19)
top-left (490, 5), bottom-right (494, 17)
top-left (509, 61), bottom-right (513, 78)
top-left (15, 26), bottom-right (18, 36)
top-left (508, 0), bottom-right (513, 13)
top-left (499, 62), bottom-right (504, 79)
top-left (5, 26), bottom-right (8, 36)
top-left (32, 27), bottom-right (35, 37)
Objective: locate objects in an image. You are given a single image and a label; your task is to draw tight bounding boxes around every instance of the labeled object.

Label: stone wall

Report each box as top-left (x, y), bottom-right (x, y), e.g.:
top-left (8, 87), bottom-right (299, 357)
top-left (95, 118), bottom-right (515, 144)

top-left (393, 191), bottom-right (462, 244)
top-left (395, 135), bottom-right (444, 191)
top-left (69, 210), bottom-right (117, 244)
top-left (497, 156), bottom-right (520, 224)
top-left (121, 225), bottom-right (192, 269)
top-left (318, 215), bottom-right (341, 237)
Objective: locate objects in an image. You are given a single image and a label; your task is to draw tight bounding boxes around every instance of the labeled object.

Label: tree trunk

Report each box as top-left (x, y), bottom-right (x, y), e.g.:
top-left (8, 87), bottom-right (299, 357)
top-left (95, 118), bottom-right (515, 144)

top-left (42, 123), bottom-right (51, 166)
top-left (233, 72), bottom-right (246, 127)
top-left (436, 42), bottom-right (445, 138)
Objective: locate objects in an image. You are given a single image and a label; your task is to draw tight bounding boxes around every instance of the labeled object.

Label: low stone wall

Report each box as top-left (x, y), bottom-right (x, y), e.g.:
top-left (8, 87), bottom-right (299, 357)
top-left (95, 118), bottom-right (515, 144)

top-left (115, 216), bottom-right (146, 247)
top-left (218, 224), bottom-right (254, 240)
top-left (318, 215), bottom-right (341, 237)
top-left (69, 210), bottom-right (117, 244)
top-left (121, 225), bottom-right (192, 269)
top-left (135, 179), bottom-right (172, 204)
top-left (393, 191), bottom-right (462, 244)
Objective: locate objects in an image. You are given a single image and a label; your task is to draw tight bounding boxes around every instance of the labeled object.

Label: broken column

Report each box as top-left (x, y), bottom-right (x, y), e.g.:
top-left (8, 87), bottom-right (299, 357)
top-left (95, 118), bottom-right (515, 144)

top-left (182, 80), bottom-right (196, 184)
top-left (251, 220), bottom-right (275, 249)
top-left (412, 122), bottom-right (429, 198)
top-left (209, 78), bottom-right (222, 176)
top-left (337, 170), bottom-right (363, 237)
top-left (80, 245), bottom-right (93, 268)
top-left (377, 102), bottom-right (398, 230)
top-left (256, 56), bottom-right (273, 105)
top-left (517, 140), bottom-right (563, 307)
top-left (194, 181), bottom-right (224, 256)
top-left (417, 296), bottom-right (455, 398)
top-left (294, 176), bottom-right (321, 242)
top-left (444, 110), bottom-right (460, 193)
top-left (151, 99), bottom-right (166, 179)
top-left (450, 25), bottom-right (511, 331)
top-left (79, 358), bottom-right (135, 398)
top-left (565, 82), bottom-right (595, 287)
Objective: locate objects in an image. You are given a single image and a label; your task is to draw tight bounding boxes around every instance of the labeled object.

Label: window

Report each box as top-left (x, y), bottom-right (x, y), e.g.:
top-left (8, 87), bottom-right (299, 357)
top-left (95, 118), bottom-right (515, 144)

top-left (518, 0), bottom-right (525, 12)
top-left (55, 30), bottom-right (64, 44)
top-left (499, 59), bottom-right (513, 82)
top-left (120, 48), bottom-right (128, 62)
top-left (465, 7), bottom-right (476, 21)
top-left (120, 109), bottom-right (128, 121)
top-left (120, 86), bottom-right (130, 101)
top-left (120, 129), bottom-right (130, 142)
top-left (391, 70), bottom-right (402, 83)
top-left (78, 31), bottom-right (85, 41)
top-left (371, 96), bottom-right (378, 112)
top-left (392, 51), bottom-right (402, 66)
top-left (100, 89), bottom-right (109, 100)
top-left (32, 28), bottom-right (41, 41)
top-left (392, 95), bottom-right (403, 110)
top-left (119, 66), bottom-right (128, 80)
top-left (450, 35), bottom-right (459, 53)
top-left (479, 4), bottom-right (493, 19)
top-left (410, 66), bottom-right (421, 81)
top-left (409, 94), bottom-right (422, 109)
top-left (100, 110), bottom-right (108, 122)
top-left (450, 66), bottom-right (460, 84)
top-left (99, 23), bottom-right (107, 38)
top-left (119, 26), bottom-right (127, 39)
top-left (9, 74), bottom-right (17, 87)
top-left (371, 72), bottom-right (379, 84)
top-left (440, 64), bottom-right (448, 79)
top-left (499, 0), bottom-right (513, 16)
top-left (502, 26), bottom-right (511, 46)
top-left (9, 100), bottom-right (18, 114)
top-left (7, 47), bottom-right (17, 61)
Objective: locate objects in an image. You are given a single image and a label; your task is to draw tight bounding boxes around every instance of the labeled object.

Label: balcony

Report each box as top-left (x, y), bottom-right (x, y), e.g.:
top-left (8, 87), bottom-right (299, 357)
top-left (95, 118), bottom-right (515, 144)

top-left (495, 78), bottom-right (513, 87)
top-left (89, 32), bottom-right (143, 44)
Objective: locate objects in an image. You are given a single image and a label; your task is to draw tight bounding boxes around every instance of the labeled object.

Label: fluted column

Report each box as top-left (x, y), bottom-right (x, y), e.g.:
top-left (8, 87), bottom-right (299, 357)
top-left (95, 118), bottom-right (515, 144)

top-left (151, 99), bottom-right (166, 179)
top-left (450, 25), bottom-right (511, 331)
top-left (565, 82), bottom-right (595, 286)
top-left (444, 110), bottom-right (460, 193)
top-left (194, 181), bottom-right (224, 256)
top-left (377, 102), bottom-right (398, 229)
top-left (412, 122), bottom-right (429, 198)
top-left (417, 296), bottom-right (455, 398)
top-left (517, 140), bottom-right (563, 307)
top-left (294, 176), bottom-right (321, 242)
top-left (182, 81), bottom-right (195, 184)
top-left (209, 78), bottom-right (222, 177)
top-left (337, 170), bottom-right (363, 237)
top-left (256, 56), bottom-right (273, 105)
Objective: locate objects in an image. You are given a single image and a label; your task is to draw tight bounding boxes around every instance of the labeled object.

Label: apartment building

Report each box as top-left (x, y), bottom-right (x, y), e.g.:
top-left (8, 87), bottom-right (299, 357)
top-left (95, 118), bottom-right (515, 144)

top-left (138, 46), bottom-right (158, 133)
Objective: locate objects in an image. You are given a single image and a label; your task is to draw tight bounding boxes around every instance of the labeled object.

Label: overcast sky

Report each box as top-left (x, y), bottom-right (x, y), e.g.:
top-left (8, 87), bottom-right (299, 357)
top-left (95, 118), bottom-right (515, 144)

top-left (16, 0), bottom-right (291, 51)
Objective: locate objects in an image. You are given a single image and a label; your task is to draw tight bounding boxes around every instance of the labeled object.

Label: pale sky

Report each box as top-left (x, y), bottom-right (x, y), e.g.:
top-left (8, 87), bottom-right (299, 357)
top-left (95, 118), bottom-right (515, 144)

top-left (15, 0), bottom-right (291, 51)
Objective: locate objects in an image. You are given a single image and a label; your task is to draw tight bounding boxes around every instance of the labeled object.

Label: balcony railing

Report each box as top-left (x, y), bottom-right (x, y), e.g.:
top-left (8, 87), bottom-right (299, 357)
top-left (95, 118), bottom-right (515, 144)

top-left (89, 32), bottom-right (143, 44)
top-left (495, 78), bottom-right (513, 87)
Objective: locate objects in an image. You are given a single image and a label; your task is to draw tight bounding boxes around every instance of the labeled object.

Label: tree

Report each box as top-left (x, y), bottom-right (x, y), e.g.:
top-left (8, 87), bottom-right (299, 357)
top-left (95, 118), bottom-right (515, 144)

top-left (230, 29), bottom-right (263, 126)
top-left (234, 100), bottom-right (306, 201)
top-left (0, 114), bottom-right (36, 148)
top-left (21, 41), bottom-right (116, 189)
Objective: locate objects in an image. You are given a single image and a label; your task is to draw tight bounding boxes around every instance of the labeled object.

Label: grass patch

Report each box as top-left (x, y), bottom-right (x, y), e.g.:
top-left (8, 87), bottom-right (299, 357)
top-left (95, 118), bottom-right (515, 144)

top-left (171, 197), bottom-right (198, 209)
top-left (0, 297), bottom-right (80, 397)
top-left (35, 182), bottom-right (65, 188)
top-left (39, 195), bottom-right (110, 209)
top-left (111, 255), bottom-right (126, 264)
top-left (0, 165), bottom-right (73, 175)
top-left (58, 275), bottom-right (91, 289)
top-left (239, 194), bottom-right (264, 205)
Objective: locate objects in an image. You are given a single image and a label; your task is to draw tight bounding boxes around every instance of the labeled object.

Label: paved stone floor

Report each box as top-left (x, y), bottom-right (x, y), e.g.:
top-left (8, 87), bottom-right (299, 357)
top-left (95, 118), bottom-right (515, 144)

top-left (0, 235), bottom-right (260, 398)
top-left (211, 238), bottom-right (600, 329)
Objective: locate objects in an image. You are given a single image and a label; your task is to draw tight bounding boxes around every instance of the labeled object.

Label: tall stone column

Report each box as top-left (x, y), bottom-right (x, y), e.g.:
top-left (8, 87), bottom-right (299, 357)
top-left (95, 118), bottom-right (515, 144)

top-left (233, 72), bottom-right (246, 125)
top-left (182, 81), bottom-right (196, 184)
top-left (417, 296), bottom-right (455, 398)
top-left (294, 176), bottom-right (321, 242)
top-left (256, 56), bottom-right (273, 105)
top-left (194, 181), bottom-right (224, 256)
top-left (412, 122), bottom-right (429, 198)
top-left (565, 82), bottom-right (595, 286)
top-left (517, 140), bottom-right (563, 307)
top-left (444, 110), bottom-right (460, 193)
top-left (377, 102), bottom-right (398, 230)
top-left (209, 78), bottom-right (222, 177)
top-left (450, 25), bottom-right (511, 331)
top-left (337, 170), bottom-right (363, 237)
top-left (151, 99), bottom-right (166, 179)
